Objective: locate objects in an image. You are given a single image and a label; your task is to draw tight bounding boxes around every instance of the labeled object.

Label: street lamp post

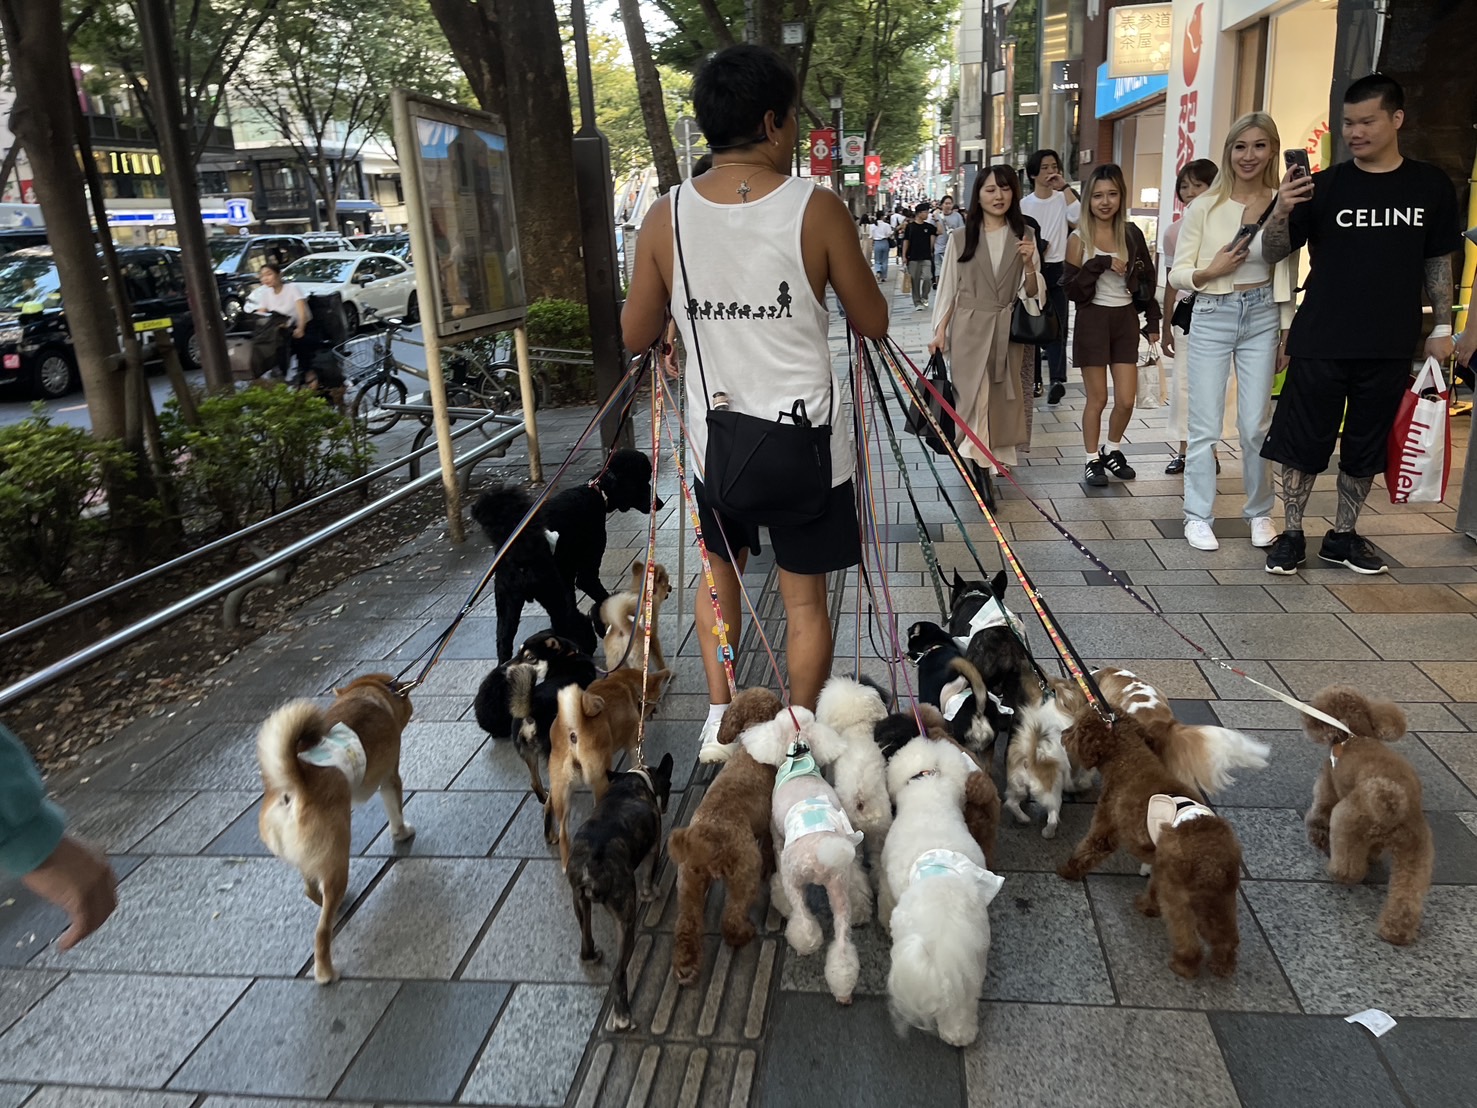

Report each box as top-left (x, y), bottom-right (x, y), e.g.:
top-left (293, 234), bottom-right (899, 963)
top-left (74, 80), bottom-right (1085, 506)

top-left (828, 92), bottom-right (843, 200)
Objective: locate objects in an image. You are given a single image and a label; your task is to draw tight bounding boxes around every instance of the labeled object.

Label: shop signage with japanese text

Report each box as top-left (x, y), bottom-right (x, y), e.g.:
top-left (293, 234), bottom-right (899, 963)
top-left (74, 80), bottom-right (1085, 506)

top-left (1108, 3), bottom-right (1173, 78)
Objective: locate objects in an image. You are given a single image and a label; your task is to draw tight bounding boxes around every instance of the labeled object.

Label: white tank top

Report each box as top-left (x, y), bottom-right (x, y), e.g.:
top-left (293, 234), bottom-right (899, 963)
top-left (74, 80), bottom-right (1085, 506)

top-left (1082, 237), bottom-right (1133, 308)
top-left (671, 177), bottom-right (853, 485)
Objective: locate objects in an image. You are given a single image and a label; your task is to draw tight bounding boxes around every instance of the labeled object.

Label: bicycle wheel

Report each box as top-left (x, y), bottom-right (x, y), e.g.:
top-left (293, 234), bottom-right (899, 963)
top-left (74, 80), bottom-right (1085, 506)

top-left (352, 374), bottom-right (408, 434)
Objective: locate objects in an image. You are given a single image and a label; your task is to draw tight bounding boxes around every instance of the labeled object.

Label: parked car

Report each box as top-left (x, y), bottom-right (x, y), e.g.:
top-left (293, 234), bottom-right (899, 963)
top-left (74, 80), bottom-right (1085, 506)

top-left (280, 251), bottom-right (417, 332)
top-left (302, 232), bottom-right (357, 253)
top-left (0, 245), bottom-right (203, 399)
top-left (356, 233), bottom-right (411, 264)
top-left (209, 234), bottom-right (311, 310)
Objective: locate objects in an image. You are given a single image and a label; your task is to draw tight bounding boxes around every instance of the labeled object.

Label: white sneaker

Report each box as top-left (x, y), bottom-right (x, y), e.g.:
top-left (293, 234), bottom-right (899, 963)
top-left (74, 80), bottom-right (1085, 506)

top-left (1250, 516), bottom-right (1277, 548)
top-left (698, 717), bottom-right (731, 764)
top-left (1184, 519), bottom-right (1219, 551)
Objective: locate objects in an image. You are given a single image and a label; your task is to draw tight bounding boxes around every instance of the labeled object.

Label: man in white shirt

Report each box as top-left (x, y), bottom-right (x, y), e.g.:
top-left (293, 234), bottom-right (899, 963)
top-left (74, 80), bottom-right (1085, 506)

top-left (1019, 149), bottom-right (1080, 404)
top-left (931, 195), bottom-right (964, 279)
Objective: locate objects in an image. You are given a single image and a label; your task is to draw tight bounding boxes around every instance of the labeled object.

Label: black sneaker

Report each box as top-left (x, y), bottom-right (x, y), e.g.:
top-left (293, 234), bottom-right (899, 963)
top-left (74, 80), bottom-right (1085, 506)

top-left (1048, 382), bottom-right (1065, 405)
top-left (1264, 530), bottom-right (1306, 575)
top-left (1084, 457), bottom-right (1109, 487)
top-left (1165, 453), bottom-right (1185, 475)
top-left (1319, 530), bottom-right (1388, 575)
top-left (1034, 381), bottom-right (1043, 398)
top-left (1100, 449), bottom-right (1136, 480)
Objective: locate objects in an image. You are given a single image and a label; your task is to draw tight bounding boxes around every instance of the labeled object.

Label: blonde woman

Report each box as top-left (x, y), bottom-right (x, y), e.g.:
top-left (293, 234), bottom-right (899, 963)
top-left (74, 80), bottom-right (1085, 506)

top-left (1170, 112), bottom-right (1299, 551)
top-left (1064, 163), bottom-right (1161, 486)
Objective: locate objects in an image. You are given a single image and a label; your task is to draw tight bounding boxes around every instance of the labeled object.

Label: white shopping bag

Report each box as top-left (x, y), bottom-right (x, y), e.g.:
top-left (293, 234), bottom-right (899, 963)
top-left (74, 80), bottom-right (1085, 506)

top-left (1385, 356), bottom-right (1451, 504)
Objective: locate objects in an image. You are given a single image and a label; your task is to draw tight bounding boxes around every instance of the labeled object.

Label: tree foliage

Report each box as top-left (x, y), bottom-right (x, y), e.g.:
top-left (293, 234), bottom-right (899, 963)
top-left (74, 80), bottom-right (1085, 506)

top-left (570, 31), bottom-right (691, 177)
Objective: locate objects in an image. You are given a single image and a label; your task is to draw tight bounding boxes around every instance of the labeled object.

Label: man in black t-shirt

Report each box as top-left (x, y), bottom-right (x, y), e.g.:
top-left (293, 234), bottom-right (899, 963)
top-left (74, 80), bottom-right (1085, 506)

top-left (1260, 74), bottom-right (1461, 576)
top-left (902, 202), bottom-right (938, 311)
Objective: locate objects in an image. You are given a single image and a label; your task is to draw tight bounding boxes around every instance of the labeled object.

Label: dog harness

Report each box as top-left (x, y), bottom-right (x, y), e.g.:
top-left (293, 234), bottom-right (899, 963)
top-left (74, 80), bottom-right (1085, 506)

top-left (908, 848), bottom-right (1005, 899)
top-left (965, 595), bottom-right (1026, 641)
top-left (1145, 793), bottom-right (1215, 846)
top-left (297, 722), bottom-right (367, 789)
top-left (776, 746), bottom-right (861, 845)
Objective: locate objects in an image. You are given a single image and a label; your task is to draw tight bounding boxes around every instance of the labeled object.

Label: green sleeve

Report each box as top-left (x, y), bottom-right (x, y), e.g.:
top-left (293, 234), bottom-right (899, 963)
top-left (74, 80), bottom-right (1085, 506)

top-left (0, 723), bottom-right (65, 877)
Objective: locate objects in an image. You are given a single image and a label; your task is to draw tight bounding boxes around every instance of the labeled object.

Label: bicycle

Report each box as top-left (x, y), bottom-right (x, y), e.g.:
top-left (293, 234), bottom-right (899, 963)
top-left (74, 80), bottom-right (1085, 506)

top-left (339, 308), bottom-right (412, 434)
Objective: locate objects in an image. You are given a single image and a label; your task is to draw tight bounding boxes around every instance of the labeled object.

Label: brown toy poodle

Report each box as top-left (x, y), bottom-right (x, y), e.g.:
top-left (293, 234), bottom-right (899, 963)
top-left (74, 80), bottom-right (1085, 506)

top-left (667, 688), bottom-right (781, 986)
top-left (1301, 686), bottom-right (1433, 946)
top-left (1057, 711), bottom-right (1242, 979)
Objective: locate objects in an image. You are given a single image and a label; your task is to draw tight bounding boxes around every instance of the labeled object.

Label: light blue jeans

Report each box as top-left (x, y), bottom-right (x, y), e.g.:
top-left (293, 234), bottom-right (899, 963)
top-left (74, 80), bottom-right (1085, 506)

top-left (873, 240), bottom-right (890, 279)
top-left (1184, 284), bottom-right (1279, 522)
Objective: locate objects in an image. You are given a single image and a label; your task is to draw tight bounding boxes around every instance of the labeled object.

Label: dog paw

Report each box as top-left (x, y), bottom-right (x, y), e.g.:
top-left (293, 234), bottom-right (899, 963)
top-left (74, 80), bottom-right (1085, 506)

top-left (580, 948), bottom-right (604, 965)
top-left (1133, 893), bottom-right (1160, 918)
top-left (1378, 914), bottom-right (1420, 947)
top-left (1008, 807), bottom-right (1032, 825)
top-left (721, 921), bottom-right (757, 948)
top-left (786, 917), bottom-right (823, 956)
top-left (313, 964), bottom-right (340, 985)
top-left (673, 963), bottom-right (700, 987)
top-left (638, 885), bottom-right (658, 904)
top-left (833, 993), bottom-right (853, 1006)
top-left (1208, 951), bottom-right (1238, 978)
top-left (391, 823), bottom-right (416, 842)
top-left (605, 1010), bottom-right (636, 1033)
top-left (1056, 861), bottom-right (1086, 882)
top-left (1327, 862), bottom-right (1364, 886)
top-left (1139, 863), bottom-right (1153, 877)
top-left (1169, 954), bottom-right (1202, 980)
top-left (1041, 820), bottom-right (1059, 840)
top-left (1306, 825), bottom-right (1330, 855)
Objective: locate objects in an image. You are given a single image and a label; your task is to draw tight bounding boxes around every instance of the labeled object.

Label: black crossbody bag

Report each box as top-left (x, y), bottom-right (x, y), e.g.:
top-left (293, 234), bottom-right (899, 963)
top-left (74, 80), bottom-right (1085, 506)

top-left (1171, 196), bottom-right (1279, 333)
top-left (672, 186), bottom-right (833, 528)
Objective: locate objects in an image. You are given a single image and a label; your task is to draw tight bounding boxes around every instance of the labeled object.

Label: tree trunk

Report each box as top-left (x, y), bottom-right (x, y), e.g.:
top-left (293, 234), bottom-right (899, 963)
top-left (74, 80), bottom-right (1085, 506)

top-left (618, 0), bottom-right (681, 194)
top-left (427, 0), bottom-right (584, 303)
top-left (695, 0), bottom-right (736, 47)
top-left (0, 0), bottom-right (126, 439)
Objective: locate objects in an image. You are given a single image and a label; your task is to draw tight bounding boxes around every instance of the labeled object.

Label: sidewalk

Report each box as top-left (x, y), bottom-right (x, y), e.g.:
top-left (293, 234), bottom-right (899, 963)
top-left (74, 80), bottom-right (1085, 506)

top-left (1, 274), bottom-right (1475, 1108)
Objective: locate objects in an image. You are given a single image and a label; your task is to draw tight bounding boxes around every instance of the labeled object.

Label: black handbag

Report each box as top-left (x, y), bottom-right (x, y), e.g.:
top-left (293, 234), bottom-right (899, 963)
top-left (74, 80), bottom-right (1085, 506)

top-left (672, 187), bottom-right (833, 528)
top-left (904, 351), bottom-right (956, 455)
top-left (1010, 296), bottom-right (1059, 345)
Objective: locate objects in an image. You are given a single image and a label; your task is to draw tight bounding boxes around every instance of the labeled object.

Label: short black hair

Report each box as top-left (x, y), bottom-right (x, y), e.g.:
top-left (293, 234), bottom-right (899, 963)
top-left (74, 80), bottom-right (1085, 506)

top-left (914, 201), bottom-right (930, 215)
top-left (692, 45), bottom-right (797, 152)
top-left (1026, 149), bottom-right (1063, 181)
top-left (1344, 73), bottom-right (1403, 114)
top-left (1175, 158), bottom-right (1218, 195)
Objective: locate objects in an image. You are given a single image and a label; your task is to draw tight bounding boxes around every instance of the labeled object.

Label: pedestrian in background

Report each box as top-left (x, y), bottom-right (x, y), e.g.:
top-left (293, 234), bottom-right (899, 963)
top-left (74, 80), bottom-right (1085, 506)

top-left (903, 202), bottom-right (938, 311)
top-left (870, 210), bottom-right (895, 279)
top-left (932, 195), bottom-right (964, 293)
top-left (1021, 149), bottom-right (1080, 404)
top-left (1160, 158), bottom-right (1220, 474)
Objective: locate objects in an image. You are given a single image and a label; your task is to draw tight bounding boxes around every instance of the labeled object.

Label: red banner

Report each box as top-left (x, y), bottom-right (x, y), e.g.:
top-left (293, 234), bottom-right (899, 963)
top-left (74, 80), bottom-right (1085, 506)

top-left (940, 135), bottom-right (957, 174)
top-left (864, 155), bottom-right (882, 192)
top-left (808, 129), bottom-right (834, 178)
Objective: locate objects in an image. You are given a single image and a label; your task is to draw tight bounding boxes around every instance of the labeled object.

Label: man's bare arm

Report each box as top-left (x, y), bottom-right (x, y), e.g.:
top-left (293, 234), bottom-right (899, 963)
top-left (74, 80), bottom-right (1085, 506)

top-left (1424, 254), bottom-right (1453, 328)
top-left (1262, 212), bottom-right (1293, 264)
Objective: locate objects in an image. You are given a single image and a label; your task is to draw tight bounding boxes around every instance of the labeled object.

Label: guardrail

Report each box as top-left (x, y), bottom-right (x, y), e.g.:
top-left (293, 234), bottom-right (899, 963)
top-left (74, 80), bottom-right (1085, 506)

top-left (0, 415), bottom-right (524, 710)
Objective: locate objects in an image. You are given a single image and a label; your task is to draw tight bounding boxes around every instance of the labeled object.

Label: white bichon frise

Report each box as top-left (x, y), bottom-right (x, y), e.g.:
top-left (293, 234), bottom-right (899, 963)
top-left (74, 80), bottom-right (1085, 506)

top-left (815, 677), bottom-right (893, 873)
top-left (742, 706), bottom-right (868, 1004)
top-left (882, 735), bottom-right (1004, 1046)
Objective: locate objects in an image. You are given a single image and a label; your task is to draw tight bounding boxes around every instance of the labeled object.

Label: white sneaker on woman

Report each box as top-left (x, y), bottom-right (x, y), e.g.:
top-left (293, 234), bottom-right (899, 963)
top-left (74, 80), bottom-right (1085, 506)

top-left (1184, 520), bottom-right (1219, 551)
top-left (1250, 516), bottom-right (1278, 548)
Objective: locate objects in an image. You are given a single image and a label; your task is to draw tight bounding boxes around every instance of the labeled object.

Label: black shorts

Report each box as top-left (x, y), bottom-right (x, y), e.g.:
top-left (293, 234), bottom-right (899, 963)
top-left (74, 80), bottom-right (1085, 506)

top-left (693, 478), bottom-right (862, 576)
top-left (1260, 357), bottom-right (1412, 477)
top-left (1073, 302), bottom-right (1142, 367)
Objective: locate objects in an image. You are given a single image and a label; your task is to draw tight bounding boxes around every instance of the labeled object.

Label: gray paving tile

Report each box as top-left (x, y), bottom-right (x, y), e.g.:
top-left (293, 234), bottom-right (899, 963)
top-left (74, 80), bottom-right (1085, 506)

top-left (1364, 532), bottom-right (1476, 567)
top-left (364, 791), bottom-right (520, 857)
top-left (63, 789), bottom-right (192, 852)
top-left (203, 1100), bottom-right (377, 1108)
top-left (1268, 585), bottom-right (1358, 612)
top-left (1340, 613), bottom-right (1477, 660)
top-left (20, 1089), bottom-right (196, 1108)
top-left (459, 983), bottom-right (604, 1107)
top-left (448, 735), bottom-right (554, 791)
top-left (335, 980), bottom-right (508, 1102)
top-left (963, 1003), bottom-right (1240, 1107)
top-left (123, 723), bottom-right (262, 791)
top-left (204, 796), bottom-right (387, 857)
top-left (33, 855), bottom-right (383, 977)
top-left (331, 857), bottom-right (516, 979)
top-left (462, 860), bottom-right (610, 984)
top-left (1212, 699), bottom-right (1463, 732)
top-left (169, 978), bottom-right (395, 1097)
top-left (1145, 584), bottom-right (1283, 613)
top-left (992, 803), bottom-right (1140, 875)
top-left (760, 993), bottom-right (963, 1105)
top-left (1242, 881), bottom-right (1477, 1016)
top-left (1415, 661), bottom-right (1477, 700)
top-left (1047, 613), bottom-right (1217, 659)
top-left (0, 969), bottom-right (66, 1034)
top-left (1374, 1017), bottom-right (1477, 1108)
top-left (985, 872), bottom-right (1114, 1004)
top-left (131, 790), bottom-right (260, 854)
top-left (1086, 875), bottom-right (1297, 1011)
top-left (1210, 1013), bottom-right (1403, 1108)
top-left (1422, 730), bottom-right (1477, 795)
top-left (1203, 612), bottom-right (1377, 660)
top-left (0, 1086), bottom-right (30, 1108)
top-left (1198, 659), bottom-right (1290, 700)
top-left (1270, 659), bottom-right (1450, 701)
top-left (0, 972), bottom-right (247, 1086)
top-left (399, 721), bottom-right (488, 790)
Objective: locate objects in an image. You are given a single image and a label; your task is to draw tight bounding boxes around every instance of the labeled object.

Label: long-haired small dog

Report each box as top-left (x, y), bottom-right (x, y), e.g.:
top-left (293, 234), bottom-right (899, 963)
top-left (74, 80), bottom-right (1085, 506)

top-left (1300, 686), bottom-right (1432, 946)
top-left (597, 560), bottom-right (672, 673)
top-left (815, 676), bottom-right (894, 875)
top-left (743, 707), bottom-right (865, 1005)
top-left (668, 688), bottom-right (782, 987)
top-left (1058, 712), bottom-right (1242, 979)
top-left (906, 621), bottom-right (993, 755)
top-left (548, 667), bottom-right (671, 869)
top-left (881, 736), bottom-right (1004, 1046)
top-left (257, 674), bottom-right (414, 984)
top-left (1052, 668), bottom-right (1269, 796)
top-left (567, 754), bottom-right (674, 1031)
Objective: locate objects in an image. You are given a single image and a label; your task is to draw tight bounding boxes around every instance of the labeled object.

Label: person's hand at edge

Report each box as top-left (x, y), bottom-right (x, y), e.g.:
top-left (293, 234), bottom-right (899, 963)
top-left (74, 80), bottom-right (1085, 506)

top-left (22, 837), bottom-right (118, 951)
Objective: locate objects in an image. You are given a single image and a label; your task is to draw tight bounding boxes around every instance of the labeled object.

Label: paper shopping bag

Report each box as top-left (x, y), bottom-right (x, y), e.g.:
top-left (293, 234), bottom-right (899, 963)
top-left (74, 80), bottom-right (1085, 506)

top-left (1386, 356), bottom-right (1451, 504)
top-left (901, 269), bottom-right (912, 295)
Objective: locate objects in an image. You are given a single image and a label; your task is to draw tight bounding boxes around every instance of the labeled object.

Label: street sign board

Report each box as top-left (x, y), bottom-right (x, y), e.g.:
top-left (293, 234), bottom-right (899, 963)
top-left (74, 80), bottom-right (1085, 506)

top-left (224, 198), bottom-right (251, 226)
top-left (864, 155), bottom-right (882, 190)
top-left (841, 133), bottom-right (865, 166)
top-left (809, 130), bottom-right (834, 177)
top-left (1108, 3), bottom-right (1173, 78)
top-left (781, 20), bottom-right (805, 45)
top-left (843, 171), bottom-right (861, 185)
top-left (940, 135), bottom-right (957, 174)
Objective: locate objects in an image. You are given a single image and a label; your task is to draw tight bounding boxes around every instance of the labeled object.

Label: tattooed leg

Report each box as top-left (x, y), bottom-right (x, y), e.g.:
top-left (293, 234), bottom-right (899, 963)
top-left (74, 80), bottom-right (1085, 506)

top-left (1334, 472), bottom-right (1375, 533)
top-left (1281, 467), bottom-right (1316, 533)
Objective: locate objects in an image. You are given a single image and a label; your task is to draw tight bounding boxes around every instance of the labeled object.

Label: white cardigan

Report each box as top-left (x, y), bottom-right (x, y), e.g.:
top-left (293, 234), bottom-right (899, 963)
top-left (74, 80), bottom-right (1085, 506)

top-left (1168, 191), bottom-right (1300, 329)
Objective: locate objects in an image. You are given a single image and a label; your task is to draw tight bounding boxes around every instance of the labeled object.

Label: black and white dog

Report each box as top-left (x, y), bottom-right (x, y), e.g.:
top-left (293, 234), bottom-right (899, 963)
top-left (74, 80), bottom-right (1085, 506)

top-left (473, 628), bottom-right (584, 740)
top-left (906, 620), bottom-right (994, 755)
top-left (495, 638), bottom-right (599, 803)
top-left (946, 569), bottom-right (1017, 639)
top-left (567, 754), bottom-right (675, 1032)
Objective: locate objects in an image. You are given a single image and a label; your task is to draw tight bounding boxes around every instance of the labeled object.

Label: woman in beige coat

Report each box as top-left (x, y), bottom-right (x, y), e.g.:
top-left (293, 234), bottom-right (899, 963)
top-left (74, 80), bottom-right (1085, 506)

top-left (928, 165), bottom-right (1043, 507)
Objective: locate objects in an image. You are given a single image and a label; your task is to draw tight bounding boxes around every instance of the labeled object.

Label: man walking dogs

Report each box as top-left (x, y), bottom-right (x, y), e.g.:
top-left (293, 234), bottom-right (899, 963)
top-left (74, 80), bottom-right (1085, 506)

top-left (1259, 74), bottom-right (1461, 575)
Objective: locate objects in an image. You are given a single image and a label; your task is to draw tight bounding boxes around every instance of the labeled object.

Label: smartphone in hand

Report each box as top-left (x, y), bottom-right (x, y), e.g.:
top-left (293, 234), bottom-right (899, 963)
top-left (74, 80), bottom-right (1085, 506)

top-left (1284, 149), bottom-right (1311, 179)
top-left (1229, 224), bottom-right (1257, 251)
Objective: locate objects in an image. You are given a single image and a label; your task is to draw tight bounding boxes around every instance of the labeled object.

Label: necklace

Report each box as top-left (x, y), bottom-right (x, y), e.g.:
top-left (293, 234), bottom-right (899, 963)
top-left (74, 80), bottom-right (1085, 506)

top-left (714, 161), bottom-right (773, 201)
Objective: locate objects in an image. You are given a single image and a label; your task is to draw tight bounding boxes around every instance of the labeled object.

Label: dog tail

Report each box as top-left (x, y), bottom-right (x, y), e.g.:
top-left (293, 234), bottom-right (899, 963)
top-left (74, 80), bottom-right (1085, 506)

top-left (887, 871), bottom-right (1001, 1035)
top-left (257, 699), bottom-right (325, 795)
top-left (506, 663), bottom-right (539, 721)
top-left (946, 656), bottom-right (988, 708)
top-left (1159, 723), bottom-right (1270, 795)
top-left (668, 823), bottom-right (756, 875)
top-left (815, 835), bottom-right (856, 871)
top-left (470, 484), bottom-right (539, 549)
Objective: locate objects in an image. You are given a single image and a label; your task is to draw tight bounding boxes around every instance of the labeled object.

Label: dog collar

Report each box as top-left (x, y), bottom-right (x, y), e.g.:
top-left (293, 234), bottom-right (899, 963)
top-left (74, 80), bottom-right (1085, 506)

top-left (628, 766), bottom-right (655, 795)
top-left (1146, 793), bottom-right (1215, 846)
top-left (775, 748), bottom-right (822, 789)
top-left (298, 722), bottom-right (367, 789)
top-left (908, 641), bottom-right (950, 663)
top-left (587, 479), bottom-right (610, 510)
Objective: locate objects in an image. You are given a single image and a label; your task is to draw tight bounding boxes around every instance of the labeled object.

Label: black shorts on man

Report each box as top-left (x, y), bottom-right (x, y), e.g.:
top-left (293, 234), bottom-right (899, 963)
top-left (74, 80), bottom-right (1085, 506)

top-left (1260, 357), bottom-right (1411, 476)
top-left (693, 479), bottom-right (861, 576)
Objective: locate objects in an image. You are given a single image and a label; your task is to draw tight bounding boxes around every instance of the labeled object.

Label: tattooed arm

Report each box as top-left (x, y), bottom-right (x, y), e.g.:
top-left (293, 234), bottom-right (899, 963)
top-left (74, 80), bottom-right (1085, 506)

top-left (1262, 212), bottom-right (1294, 265)
top-left (1424, 254), bottom-right (1454, 361)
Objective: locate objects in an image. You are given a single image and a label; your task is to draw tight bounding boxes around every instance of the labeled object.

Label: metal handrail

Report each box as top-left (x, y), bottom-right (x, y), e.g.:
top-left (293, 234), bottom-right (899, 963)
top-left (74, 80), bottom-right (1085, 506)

top-left (0, 411), bottom-right (508, 651)
top-left (0, 421), bottom-right (522, 709)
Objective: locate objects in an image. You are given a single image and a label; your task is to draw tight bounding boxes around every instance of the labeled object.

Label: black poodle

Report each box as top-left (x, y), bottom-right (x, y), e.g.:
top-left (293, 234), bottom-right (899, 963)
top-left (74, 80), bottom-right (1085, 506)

top-left (471, 448), bottom-right (662, 663)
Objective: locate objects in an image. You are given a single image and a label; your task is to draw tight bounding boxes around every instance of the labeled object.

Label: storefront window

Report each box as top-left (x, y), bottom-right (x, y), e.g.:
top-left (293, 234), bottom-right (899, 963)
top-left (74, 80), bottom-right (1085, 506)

top-left (1266, 1), bottom-right (1340, 170)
